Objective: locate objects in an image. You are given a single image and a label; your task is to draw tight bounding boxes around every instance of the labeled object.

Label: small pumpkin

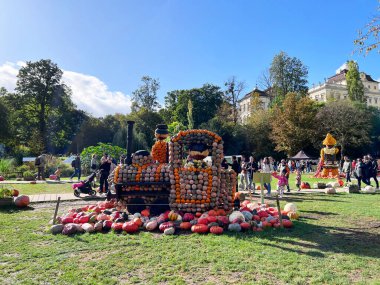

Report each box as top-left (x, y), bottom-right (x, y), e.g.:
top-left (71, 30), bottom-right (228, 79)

top-left (191, 224), bottom-right (209, 234)
top-left (183, 213), bottom-right (195, 222)
top-left (145, 220), bottom-right (158, 231)
top-left (282, 219), bottom-right (293, 228)
top-left (82, 223), bottom-right (95, 233)
top-left (197, 218), bottom-right (209, 225)
top-left (287, 211), bottom-right (299, 220)
top-left (240, 222), bottom-right (251, 231)
top-left (159, 222), bottom-right (174, 232)
top-left (14, 195), bottom-right (30, 208)
top-left (179, 222), bottom-right (192, 230)
top-left (228, 223), bottom-right (241, 232)
top-left (283, 203), bottom-right (297, 213)
top-left (111, 222), bottom-right (123, 232)
top-left (209, 226), bottom-right (223, 235)
top-left (122, 222), bottom-right (139, 233)
top-left (325, 187), bottom-right (336, 194)
top-left (164, 227), bottom-right (175, 235)
top-left (168, 211), bottom-right (179, 221)
top-left (11, 189), bottom-right (19, 197)
top-left (141, 209), bottom-right (150, 217)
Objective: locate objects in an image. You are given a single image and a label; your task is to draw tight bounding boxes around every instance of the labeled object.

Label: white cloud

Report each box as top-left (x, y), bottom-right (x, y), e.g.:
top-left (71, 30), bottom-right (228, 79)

top-left (0, 61), bottom-right (131, 117)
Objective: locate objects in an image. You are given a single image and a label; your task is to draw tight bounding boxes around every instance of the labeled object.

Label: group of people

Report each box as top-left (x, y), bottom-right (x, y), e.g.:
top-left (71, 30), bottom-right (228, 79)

top-left (342, 155), bottom-right (379, 189)
top-left (89, 153), bottom-right (118, 194)
top-left (224, 156), bottom-right (300, 198)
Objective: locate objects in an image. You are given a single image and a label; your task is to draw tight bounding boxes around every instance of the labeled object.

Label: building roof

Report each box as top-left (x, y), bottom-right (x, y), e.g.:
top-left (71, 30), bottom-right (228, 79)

top-left (239, 88), bottom-right (269, 102)
top-left (365, 74), bottom-right (379, 83)
top-left (327, 69), bottom-right (347, 84)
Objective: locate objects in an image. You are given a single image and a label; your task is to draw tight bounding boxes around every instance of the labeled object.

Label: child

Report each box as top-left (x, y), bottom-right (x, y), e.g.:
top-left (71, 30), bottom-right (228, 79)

top-left (54, 167), bottom-right (61, 181)
top-left (271, 169), bottom-right (288, 198)
top-left (296, 168), bottom-right (301, 191)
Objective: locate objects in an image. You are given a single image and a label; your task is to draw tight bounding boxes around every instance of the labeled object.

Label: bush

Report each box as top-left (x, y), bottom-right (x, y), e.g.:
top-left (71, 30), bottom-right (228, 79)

top-left (23, 170), bottom-right (35, 180)
top-left (16, 165), bottom-right (30, 173)
top-left (0, 159), bottom-right (15, 173)
top-left (81, 143), bottom-right (125, 171)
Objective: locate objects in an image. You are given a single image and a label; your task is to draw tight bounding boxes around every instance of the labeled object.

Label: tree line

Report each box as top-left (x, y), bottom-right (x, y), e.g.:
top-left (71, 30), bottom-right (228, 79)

top-left (0, 52), bottom-right (379, 161)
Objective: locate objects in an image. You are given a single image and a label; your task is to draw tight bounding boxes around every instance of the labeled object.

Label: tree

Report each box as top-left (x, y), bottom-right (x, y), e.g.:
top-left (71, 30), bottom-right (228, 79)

top-left (224, 76), bottom-right (245, 125)
top-left (314, 101), bottom-right (372, 157)
top-left (257, 68), bottom-right (273, 94)
top-left (187, 99), bottom-right (194, 129)
top-left (346, 61), bottom-right (365, 103)
top-left (164, 84), bottom-right (224, 128)
top-left (270, 93), bottom-right (319, 156)
top-left (14, 59), bottom-right (76, 153)
top-left (250, 92), bottom-right (264, 113)
top-left (354, 1), bottom-right (380, 55)
top-left (269, 51), bottom-right (308, 101)
top-left (131, 76), bottom-right (160, 112)
top-left (0, 89), bottom-right (12, 142)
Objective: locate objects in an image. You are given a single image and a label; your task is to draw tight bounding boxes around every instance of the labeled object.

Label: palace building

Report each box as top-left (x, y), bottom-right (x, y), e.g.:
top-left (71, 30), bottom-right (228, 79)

top-left (238, 88), bottom-right (271, 124)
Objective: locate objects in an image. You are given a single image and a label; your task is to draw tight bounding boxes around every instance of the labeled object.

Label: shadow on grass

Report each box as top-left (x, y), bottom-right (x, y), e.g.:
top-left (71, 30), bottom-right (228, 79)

top-left (225, 220), bottom-right (380, 259)
top-left (0, 205), bottom-right (35, 214)
top-left (301, 210), bottom-right (338, 216)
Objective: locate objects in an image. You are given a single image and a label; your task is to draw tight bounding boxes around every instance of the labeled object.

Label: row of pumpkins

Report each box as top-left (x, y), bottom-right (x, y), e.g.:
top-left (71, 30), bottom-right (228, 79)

top-left (50, 199), bottom-right (299, 235)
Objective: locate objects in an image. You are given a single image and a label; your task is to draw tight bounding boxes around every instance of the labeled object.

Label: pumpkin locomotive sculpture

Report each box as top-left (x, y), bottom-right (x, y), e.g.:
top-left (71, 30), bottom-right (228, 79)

top-left (107, 121), bottom-right (236, 215)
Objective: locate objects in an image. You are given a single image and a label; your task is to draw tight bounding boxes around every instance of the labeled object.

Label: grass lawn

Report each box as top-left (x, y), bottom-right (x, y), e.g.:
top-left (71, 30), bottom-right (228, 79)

top-left (1, 192), bottom-right (379, 284)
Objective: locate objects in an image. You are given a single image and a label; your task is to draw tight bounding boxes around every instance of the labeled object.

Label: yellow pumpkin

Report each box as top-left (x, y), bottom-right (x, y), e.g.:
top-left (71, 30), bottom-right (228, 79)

top-left (287, 211), bottom-right (299, 220)
top-left (168, 211), bottom-right (178, 221)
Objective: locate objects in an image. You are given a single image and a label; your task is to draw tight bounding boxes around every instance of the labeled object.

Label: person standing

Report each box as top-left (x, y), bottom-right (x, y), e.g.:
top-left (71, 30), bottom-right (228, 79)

top-left (98, 155), bottom-right (111, 194)
top-left (279, 159), bottom-right (290, 192)
top-left (261, 157), bottom-right (272, 196)
top-left (221, 158), bottom-right (229, 170)
top-left (355, 158), bottom-right (370, 189)
top-left (70, 154), bottom-right (81, 181)
top-left (342, 156), bottom-right (352, 183)
top-left (246, 156), bottom-right (258, 193)
top-left (90, 154), bottom-right (97, 172)
top-left (367, 155), bottom-right (379, 189)
top-left (35, 154), bottom-right (46, 180)
top-left (231, 156), bottom-right (241, 191)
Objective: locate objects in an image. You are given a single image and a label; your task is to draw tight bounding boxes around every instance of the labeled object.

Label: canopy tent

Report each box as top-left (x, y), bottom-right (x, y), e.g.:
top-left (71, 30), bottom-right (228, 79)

top-left (290, 150), bottom-right (314, 160)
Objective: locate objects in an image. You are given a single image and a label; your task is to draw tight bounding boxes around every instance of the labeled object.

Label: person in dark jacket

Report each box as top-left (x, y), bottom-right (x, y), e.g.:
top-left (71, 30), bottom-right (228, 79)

top-left (70, 154), bottom-right (81, 181)
top-left (221, 158), bottom-right (229, 170)
top-left (98, 154), bottom-right (111, 194)
top-left (355, 158), bottom-right (370, 189)
top-left (246, 156), bottom-right (258, 192)
top-left (367, 155), bottom-right (379, 189)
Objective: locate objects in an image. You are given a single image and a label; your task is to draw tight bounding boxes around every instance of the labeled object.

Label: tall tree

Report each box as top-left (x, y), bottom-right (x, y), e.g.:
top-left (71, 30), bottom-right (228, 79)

top-left (224, 76), bottom-right (245, 125)
top-left (187, 99), bottom-right (194, 129)
top-left (131, 76), bottom-right (160, 112)
top-left (354, 1), bottom-right (380, 55)
top-left (165, 84), bottom-right (224, 128)
top-left (346, 60), bottom-right (365, 103)
top-left (315, 101), bottom-right (371, 156)
top-left (269, 51), bottom-right (308, 101)
top-left (270, 93), bottom-right (319, 156)
top-left (15, 59), bottom-right (75, 153)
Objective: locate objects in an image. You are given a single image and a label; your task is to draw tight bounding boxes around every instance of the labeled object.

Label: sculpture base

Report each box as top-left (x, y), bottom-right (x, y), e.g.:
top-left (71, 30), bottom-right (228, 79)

top-left (316, 168), bottom-right (339, 178)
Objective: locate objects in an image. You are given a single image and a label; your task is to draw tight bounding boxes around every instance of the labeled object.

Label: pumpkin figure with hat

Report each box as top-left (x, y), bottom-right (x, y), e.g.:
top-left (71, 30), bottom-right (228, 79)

top-left (315, 133), bottom-right (340, 178)
top-left (151, 124), bottom-right (169, 163)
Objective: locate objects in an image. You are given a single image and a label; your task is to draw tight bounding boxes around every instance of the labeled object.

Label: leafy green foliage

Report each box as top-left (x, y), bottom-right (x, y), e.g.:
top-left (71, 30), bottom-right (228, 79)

top-left (270, 51), bottom-right (308, 100)
top-left (131, 76), bottom-right (160, 112)
top-left (187, 99), bottom-right (194, 129)
top-left (346, 61), bottom-right (365, 103)
top-left (80, 143), bottom-right (125, 170)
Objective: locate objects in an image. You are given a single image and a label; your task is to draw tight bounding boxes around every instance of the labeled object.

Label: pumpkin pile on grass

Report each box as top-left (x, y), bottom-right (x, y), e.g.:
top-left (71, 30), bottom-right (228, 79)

top-left (50, 199), bottom-right (297, 236)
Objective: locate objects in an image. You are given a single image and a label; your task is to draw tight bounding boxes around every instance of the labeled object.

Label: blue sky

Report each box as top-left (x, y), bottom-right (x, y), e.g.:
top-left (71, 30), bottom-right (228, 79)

top-left (0, 0), bottom-right (379, 116)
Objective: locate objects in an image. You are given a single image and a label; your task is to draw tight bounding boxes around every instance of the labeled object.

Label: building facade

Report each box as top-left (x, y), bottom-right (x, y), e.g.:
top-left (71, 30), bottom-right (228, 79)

top-left (238, 88), bottom-right (271, 124)
top-left (308, 64), bottom-right (380, 108)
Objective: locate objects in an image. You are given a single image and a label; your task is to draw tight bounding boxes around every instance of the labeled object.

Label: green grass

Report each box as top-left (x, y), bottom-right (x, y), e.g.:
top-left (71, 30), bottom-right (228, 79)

top-left (10, 183), bottom-right (73, 195)
top-left (1, 193), bottom-right (379, 284)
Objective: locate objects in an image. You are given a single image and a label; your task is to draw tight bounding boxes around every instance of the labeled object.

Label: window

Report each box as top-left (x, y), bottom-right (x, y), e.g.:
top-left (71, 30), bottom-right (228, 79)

top-left (375, 86), bottom-right (377, 90)
top-left (375, 98), bottom-right (378, 104)
top-left (369, 98), bottom-right (372, 104)
top-left (368, 85), bottom-right (371, 89)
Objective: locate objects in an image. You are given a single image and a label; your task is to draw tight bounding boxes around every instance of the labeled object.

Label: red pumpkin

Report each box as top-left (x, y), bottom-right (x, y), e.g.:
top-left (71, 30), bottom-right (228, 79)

top-left (141, 209), bottom-right (150, 217)
top-left (133, 218), bottom-right (143, 227)
top-left (197, 218), bottom-right (209, 225)
top-left (338, 179), bottom-right (344, 187)
top-left (262, 221), bottom-right (271, 229)
top-left (240, 222), bottom-right (251, 231)
top-left (207, 216), bottom-right (217, 223)
top-left (11, 189), bottom-right (19, 197)
top-left (216, 209), bottom-right (226, 216)
top-left (122, 222), bottom-right (139, 233)
top-left (78, 216), bottom-right (89, 224)
top-left (253, 215), bottom-right (261, 221)
top-left (179, 222), bottom-right (192, 230)
top-left (62, 217), bottom-right (74, 224)
top-left (208, 210), bottom-right (217, 216)
top-left (282, 219), bottom-right (293, 228)
top-left (183, 213), bottom-right (195, 222)
top-left (191, 224), bottom-right (209, 234)
top-left (159, 222), bottom-right (174, 232)
top-left (195, 212), bottom-right (202, 218)
top-left (14, 195), bottom-right (30, 208)
top-left (111, 222), bottom-right (123, 231)
top-left (209, 226), bottom-right (223, 235)
top-left (0, 176), bottom-right (4, 181)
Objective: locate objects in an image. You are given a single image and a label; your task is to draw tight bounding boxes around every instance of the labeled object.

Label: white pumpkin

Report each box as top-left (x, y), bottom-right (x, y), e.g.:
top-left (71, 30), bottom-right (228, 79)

top-left (332, 182), bottom-right (340, 188)
top-left (81, 223), bottom-right (95, 233)
top-left (228, 211), bottom-right (245, 223)
top-left (284, 203), bottom-right (297, 213)
top-left (362, 186), bottom-right (375, 193)
top-left (145, 220), bottom-right (158, 231)
top-left (164, 227), bottom-right (175, 235)
top-left (325, 187), bottom-right (336, 194)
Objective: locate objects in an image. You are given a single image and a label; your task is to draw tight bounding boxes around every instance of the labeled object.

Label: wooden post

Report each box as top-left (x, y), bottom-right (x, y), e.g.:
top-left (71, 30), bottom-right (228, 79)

top-left (260, 176), bottom-right (264, 204)
top-left (276, 195), bottom-right (284, 228)
top-left (53, 197), bottom-right (61, 225)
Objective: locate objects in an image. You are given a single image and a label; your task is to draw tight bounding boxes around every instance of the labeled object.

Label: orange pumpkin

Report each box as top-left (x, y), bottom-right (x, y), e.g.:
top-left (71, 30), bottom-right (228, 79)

top-left (191, 224), bottom-right (208, 234)
top-left (179, 222), bottom-right (192, 230)
top-left (209, 226), bottom-right (223, 235)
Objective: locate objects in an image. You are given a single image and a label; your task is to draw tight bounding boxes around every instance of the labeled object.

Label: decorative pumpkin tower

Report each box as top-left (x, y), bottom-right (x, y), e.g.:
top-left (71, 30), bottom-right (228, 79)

top-left (151, 124), bottom-right (169, 163)
top-left (315, 133), bottom-right (340, 178)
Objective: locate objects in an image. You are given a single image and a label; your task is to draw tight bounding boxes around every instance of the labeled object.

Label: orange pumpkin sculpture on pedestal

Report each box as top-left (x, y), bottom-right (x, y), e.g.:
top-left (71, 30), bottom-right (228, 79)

top-left (315, 133), bottom-right (340, 178)
top-left (151, 124), bottom-right (169, 163)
